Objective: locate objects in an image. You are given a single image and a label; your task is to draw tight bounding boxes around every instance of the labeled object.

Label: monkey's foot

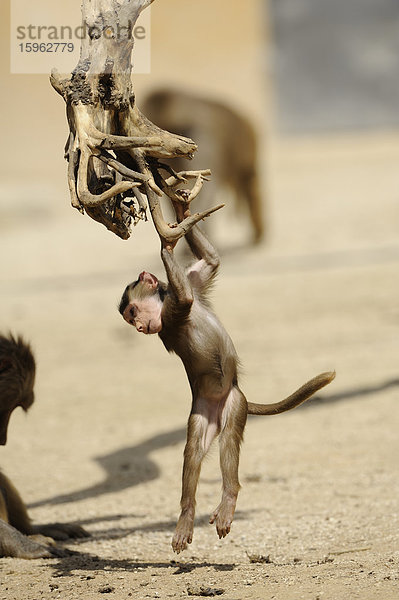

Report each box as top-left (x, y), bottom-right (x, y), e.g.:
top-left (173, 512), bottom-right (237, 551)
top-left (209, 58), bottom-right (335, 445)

top-left (0, 520), bottom-right (72, 560)
top-left (29, 534), bottom-right (56, 546)
top-left (209, 497), bottom-right (237, 539)
top-left (172, 512), bottom-right (194, 554)
top-left (33, 522), bottom-right (90, 541)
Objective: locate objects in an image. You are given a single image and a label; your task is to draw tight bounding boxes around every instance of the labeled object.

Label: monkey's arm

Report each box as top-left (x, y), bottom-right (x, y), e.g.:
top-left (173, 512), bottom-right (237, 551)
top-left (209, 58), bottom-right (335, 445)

top-left (185, 225), bottom-right (220, 275)
top-left (161, 246), bottom-right (193, 307)
top-left (0, 479), bottom-right (63, 559)
top-left (172, 200), bottom-right (220, 288)
top-left (0, 470), bottom-right (32, 534)
top-left (185, 228), bottom-right (220, 292)
top-left (0, 471), bottom-right (88, 541)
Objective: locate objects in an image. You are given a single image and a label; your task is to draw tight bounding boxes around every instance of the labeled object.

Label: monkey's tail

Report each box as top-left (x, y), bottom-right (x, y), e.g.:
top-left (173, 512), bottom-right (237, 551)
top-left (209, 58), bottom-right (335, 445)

top-left (247, 371), bottom-right (336, 416)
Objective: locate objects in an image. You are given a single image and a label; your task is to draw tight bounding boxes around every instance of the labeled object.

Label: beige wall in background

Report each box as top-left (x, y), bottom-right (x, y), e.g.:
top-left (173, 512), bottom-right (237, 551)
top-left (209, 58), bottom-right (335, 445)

top-left (0, 0), bottom-right (268, 202)
top-left (136, 0), bottom-right (267, 122)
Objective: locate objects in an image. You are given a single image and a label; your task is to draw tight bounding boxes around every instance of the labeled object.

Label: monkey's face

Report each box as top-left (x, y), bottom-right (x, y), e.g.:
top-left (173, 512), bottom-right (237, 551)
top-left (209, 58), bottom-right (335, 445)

top-left (0, 335), bottom-right (36, 445)
top-left (0, 403), bottom-right (17, 446)
top-left (0, 370), bottom-right (35, 444)
top-left (119, 271), bottom-right (163, 335)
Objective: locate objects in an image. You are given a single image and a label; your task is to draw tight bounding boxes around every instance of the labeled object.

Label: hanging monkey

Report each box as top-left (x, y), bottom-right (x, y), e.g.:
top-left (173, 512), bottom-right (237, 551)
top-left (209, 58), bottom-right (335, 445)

top-left (119, 195), bottom-right (335, 553)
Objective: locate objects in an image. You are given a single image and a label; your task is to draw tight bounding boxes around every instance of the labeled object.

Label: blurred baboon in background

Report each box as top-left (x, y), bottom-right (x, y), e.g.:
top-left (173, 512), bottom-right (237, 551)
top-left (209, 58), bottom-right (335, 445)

top-left (142, 88), bottom-right (265, 244)
top-left (0, 333), bottom-right (88, 559)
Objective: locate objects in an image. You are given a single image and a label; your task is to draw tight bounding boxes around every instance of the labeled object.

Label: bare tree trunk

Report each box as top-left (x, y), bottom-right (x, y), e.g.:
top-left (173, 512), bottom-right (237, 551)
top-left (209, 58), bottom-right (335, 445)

top-left (51, 0), bottom-right (221, 241)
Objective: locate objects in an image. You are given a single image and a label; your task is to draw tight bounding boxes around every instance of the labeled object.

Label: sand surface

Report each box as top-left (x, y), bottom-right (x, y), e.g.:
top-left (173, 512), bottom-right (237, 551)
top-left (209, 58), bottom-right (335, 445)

top-left (0, 133), bottom-right (398, 599)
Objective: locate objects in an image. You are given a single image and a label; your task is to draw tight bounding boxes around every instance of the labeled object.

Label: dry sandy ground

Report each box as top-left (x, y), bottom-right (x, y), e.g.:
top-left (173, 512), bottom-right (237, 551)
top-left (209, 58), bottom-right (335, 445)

top-left (0, 133), bottom-right (399, 599)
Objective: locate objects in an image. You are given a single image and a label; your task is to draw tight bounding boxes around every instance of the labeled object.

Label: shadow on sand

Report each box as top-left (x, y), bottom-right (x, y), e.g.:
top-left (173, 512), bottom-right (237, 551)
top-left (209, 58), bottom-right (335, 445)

top-left (29, 378), bottom-right (399, 509)
top-left (29, 427), bottom-right (186, 508)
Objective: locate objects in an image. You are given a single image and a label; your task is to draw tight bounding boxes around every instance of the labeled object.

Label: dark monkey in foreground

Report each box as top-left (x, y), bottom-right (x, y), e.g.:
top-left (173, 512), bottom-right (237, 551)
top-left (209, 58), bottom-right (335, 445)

top-left (0, 333), bottom-right (88, 559)
top-left (119, 198), bottom-right (335, 554)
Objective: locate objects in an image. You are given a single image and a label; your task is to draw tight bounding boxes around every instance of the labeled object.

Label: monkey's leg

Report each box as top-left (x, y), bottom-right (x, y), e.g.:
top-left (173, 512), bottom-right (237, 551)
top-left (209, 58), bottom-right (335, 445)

top-left (172, 403), bottom-right (219, 553)
top-left (244, 170), bottom-right (264, 244)
top-left (210, 387), bottom-right (247, 539)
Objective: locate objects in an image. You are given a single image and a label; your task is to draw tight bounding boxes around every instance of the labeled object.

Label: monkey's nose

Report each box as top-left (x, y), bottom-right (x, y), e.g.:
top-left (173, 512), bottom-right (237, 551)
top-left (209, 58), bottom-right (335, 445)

top-left (136, 322), bottom-right (144, 333)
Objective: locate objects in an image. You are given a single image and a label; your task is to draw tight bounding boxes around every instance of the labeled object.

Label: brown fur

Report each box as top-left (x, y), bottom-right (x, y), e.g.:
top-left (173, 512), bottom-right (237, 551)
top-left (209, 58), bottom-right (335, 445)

top-left (119, 211), bottom-right (335, 553)
top-left (0, 333), bottom-right (88, 559)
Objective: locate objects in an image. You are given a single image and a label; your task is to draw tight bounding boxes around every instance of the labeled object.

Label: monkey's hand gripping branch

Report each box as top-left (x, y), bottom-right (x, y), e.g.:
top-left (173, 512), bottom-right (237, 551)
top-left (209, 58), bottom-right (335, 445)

top-left (150, 168), bottom-right (224, 243)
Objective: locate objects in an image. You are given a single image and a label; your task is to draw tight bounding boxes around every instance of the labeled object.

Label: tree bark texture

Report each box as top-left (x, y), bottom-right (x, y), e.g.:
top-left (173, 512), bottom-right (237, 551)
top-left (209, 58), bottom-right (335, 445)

top-left (51, 0), bottom-right (221, 241)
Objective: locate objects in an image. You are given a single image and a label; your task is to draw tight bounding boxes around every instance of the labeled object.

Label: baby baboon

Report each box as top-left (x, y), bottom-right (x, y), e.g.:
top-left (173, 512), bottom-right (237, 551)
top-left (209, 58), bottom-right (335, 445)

top-left (119, 197), bottom-right (335, 553)
top-left (0, 333), bottom-right (88, 559)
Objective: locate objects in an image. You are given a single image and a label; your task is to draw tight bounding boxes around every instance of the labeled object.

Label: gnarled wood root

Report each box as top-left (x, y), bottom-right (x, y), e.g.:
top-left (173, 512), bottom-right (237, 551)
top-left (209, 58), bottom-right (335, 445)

top-left (51, 70), bottom-right (222, 241)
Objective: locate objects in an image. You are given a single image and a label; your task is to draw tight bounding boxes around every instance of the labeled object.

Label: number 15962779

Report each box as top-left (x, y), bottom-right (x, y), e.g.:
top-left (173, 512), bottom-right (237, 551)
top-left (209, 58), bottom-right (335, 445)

top-left (18, 42), bottom-right (74, 53)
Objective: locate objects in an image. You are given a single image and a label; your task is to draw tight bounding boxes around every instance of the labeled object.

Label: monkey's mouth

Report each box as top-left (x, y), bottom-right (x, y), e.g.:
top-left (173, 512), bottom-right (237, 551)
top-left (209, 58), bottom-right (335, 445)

top-left (140, 320), bottom-right (152, 335)
top-left (146, 320), bottom-right (162, 335)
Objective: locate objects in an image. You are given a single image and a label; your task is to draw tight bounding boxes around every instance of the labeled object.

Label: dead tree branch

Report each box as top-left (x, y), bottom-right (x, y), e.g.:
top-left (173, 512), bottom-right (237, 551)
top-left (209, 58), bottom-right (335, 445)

top-left (51, 0), bottom-right (222, 240)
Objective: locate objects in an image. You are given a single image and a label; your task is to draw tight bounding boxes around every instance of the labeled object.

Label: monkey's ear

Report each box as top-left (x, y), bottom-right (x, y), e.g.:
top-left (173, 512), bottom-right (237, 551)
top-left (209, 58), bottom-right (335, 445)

top-left (139, 271), bottom-right (159, 288)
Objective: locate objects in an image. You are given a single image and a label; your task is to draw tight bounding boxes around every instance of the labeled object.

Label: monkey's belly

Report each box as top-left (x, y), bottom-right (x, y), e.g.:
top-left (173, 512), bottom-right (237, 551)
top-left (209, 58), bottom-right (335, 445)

top-left (182, 344), bottom-right (237, 401)
top-left (171, 303), bottom-right (239, 397)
